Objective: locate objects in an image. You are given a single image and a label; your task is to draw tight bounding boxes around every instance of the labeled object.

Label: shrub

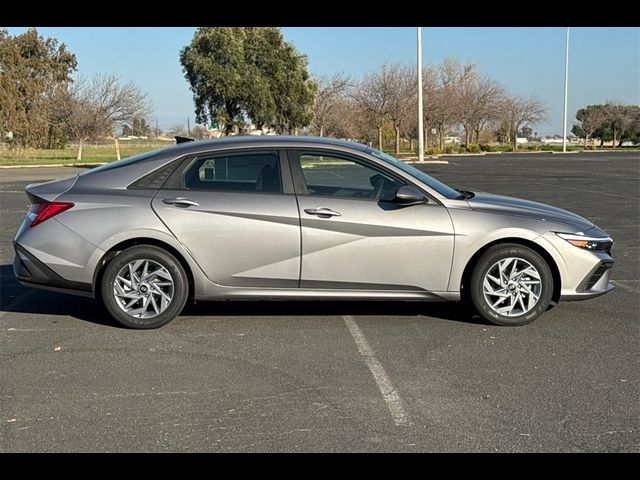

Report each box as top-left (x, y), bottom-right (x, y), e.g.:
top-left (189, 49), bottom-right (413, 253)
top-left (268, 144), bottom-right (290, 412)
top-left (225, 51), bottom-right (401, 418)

top-left (465, 143), bottom-right (481, 153)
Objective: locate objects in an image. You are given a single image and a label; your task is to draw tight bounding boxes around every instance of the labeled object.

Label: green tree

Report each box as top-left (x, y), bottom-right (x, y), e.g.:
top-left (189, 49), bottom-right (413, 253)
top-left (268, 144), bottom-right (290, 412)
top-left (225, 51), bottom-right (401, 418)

top-left (0, 28), bottom-right (77, 148)
top-left (131, 116), bottom-right (151, 136)
top-left (179, 27), bottom-right (316, 136)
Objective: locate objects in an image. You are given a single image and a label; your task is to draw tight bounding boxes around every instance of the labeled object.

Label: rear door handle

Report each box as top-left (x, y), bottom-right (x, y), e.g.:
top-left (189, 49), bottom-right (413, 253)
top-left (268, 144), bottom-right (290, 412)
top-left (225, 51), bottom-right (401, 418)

top-left (162, 197), bottom-right (199, 208)
top-left (304, 207), bottom-right (342, 217)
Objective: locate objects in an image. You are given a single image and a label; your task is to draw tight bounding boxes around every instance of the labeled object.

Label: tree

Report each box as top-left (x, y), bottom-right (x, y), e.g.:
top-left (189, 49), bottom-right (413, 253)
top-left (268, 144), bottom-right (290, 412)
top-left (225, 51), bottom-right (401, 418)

top-left (311, 73), bottom-right (353, 137)
top-left (603, 101), bottom-right (633, 149)
top-left (382, 64), bottom-right (416, 155)
top-left (0, 28), bottom-right (77, 148)
top-left (459, 73), bottom-right (505, 145)
top-left (573, 104), bottom-right (608, 148)
top-left (59, 74), bottom-right (151, 160)
top-left (501, 95), bottom-right (548, 150)
top-left (429, 59), bottom-right (464, 150)
top-left (180, 27), bottom-right (316, 136)
top-left (352, 69), bottom-right (392, 150)
top-left (131, 117), bottom-right (151, 137)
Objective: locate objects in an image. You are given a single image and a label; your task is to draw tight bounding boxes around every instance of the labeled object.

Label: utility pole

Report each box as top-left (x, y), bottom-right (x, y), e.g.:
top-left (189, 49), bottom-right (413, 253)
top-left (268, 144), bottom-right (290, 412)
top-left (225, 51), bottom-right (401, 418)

top-left (417, 27), bottom-right (424, 162)
top-left (187, 117), bottom-right (191, 136)
top-left (562, 27), bottom-right (570, 153)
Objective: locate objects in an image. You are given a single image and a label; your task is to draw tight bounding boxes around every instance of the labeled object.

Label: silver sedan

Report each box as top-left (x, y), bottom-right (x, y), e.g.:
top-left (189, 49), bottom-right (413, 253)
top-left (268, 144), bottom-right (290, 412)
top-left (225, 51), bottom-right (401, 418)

top-left (13, 136), bottom-right (614, 328)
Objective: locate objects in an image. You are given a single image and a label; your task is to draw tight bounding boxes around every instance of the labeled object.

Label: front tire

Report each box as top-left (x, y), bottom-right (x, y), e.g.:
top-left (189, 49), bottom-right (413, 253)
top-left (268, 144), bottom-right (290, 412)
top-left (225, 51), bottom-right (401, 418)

top-left (470, 243), bottom-right (553, 326)
top-left (100, 245), bottom-right (188, 329)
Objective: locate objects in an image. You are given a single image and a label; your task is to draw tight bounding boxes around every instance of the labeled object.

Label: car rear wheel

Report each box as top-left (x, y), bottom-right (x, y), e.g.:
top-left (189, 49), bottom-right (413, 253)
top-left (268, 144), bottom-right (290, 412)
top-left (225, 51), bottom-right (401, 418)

top-left (100, 245), bottom-right (188, 329)
top-left (470, 243), bottom-right (553, 326)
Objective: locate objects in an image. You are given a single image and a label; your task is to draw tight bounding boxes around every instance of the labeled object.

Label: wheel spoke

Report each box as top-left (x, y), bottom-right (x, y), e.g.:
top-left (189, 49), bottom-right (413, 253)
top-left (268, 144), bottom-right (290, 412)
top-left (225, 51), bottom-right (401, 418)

top-left (150, 294), bottom-right (160, 315)
top-left (486, 273), bottom-right (501, 286)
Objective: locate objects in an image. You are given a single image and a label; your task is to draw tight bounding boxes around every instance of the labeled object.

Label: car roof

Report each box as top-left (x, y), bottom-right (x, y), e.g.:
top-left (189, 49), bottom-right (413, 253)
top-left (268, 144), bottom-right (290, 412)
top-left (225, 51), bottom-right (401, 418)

top-left (160, 135), bottom-right (370, 156)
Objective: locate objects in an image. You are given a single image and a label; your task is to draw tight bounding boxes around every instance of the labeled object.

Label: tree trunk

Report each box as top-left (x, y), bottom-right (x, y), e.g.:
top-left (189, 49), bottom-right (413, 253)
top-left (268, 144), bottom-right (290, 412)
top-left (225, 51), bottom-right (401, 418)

top-left (612, 129), bottom-right (617, 150)
top-left (439, 129), bottom-right (444, 150)
top-left (377, 126), bottom-right (383, 151)
top-left (394, 126), bottom-right (400, 156)
top-left (319, 125), bottom-right (324, 137)
top-left (464, 127), bottom-right (470, 147)
top-left (76, 139), bottom-right (83, 161)
top-left (409, 138), bottom-right (413, 152)
top-left (512, 129), bottom-right (518, 151)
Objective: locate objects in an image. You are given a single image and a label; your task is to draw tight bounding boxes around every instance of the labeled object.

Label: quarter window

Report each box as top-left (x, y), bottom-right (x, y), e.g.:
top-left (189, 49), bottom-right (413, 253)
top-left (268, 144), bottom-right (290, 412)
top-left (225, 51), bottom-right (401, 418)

top-left (182, 151), bottom-right (282, 193)
top-left (299, 153), bottom-right (404, 201)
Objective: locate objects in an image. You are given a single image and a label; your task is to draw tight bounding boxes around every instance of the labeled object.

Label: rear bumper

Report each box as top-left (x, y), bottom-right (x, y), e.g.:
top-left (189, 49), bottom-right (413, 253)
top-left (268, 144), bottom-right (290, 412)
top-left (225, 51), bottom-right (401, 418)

top-left (13, 242), bottom-right (93, 297)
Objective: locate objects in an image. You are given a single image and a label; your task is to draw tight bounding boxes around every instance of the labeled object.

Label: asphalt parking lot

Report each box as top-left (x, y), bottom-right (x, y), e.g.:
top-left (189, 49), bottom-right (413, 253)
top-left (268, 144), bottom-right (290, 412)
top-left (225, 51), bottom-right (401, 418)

top-left (1, 151), bottom-right (638, 452)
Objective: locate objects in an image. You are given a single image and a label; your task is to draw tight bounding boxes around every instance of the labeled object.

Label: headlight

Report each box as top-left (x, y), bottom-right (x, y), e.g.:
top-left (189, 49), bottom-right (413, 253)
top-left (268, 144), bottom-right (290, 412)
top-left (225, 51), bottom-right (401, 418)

top-left (555, 232), bottom-right (613, 252)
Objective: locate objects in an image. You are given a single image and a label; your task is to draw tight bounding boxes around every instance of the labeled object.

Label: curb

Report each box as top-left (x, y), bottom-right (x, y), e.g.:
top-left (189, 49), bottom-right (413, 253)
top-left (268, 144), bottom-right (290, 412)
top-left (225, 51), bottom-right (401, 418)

top-left (404, 160), bottom-right (450, 164)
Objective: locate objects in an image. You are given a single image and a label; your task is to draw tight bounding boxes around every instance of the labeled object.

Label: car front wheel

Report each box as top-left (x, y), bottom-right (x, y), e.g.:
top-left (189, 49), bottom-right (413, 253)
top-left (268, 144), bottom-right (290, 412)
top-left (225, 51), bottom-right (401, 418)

top-left (470, 243), bottom-right (553, 326)
top-left (100, 245), bottom-right (188, 329)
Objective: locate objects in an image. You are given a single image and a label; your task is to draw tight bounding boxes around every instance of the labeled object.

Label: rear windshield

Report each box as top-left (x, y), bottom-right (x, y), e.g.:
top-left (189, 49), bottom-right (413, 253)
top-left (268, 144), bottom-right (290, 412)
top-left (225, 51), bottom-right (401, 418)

top-left (79, 148), bottom-right (170, 176)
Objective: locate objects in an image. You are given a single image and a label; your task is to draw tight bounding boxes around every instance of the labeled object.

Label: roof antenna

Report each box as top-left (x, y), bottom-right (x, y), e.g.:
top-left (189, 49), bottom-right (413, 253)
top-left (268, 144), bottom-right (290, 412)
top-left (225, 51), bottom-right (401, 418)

top-left (175, 136), bottom-right (195, 144)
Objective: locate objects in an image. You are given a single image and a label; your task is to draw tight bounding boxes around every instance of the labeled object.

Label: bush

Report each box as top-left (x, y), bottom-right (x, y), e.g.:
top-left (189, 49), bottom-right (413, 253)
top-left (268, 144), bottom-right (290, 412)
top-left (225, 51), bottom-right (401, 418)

top-left (426, 147), bottom-right (442, 155)
top-left (465, 143), bottom-right (481, 153)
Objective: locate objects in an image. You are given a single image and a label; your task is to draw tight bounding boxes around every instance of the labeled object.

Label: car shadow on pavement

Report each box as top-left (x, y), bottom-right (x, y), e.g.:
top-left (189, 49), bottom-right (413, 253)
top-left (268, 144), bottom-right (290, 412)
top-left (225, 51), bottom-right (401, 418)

top-left (0, 264), bottom-right (118, 327)
top-left (0, 264), bottom-right (485, 327)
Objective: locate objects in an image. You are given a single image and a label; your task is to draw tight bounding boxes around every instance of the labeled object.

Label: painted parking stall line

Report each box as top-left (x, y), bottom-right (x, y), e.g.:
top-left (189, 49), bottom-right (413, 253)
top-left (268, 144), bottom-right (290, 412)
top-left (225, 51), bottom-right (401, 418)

top-left (343, 315), bottom-right (411, 427)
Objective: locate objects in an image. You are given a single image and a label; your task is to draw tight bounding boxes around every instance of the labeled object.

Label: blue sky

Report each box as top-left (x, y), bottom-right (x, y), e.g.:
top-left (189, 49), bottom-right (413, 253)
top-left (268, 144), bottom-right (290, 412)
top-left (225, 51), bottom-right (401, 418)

top-left (5, 27), bottom-right (640, 135)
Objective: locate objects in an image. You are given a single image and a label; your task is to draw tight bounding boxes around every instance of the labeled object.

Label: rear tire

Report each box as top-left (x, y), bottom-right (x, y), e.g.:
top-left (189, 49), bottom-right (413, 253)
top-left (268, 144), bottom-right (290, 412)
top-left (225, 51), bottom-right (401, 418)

top-left (470, 243), bottom-right (553, 326)
top-left (100, 245), bottom-right (188, 329)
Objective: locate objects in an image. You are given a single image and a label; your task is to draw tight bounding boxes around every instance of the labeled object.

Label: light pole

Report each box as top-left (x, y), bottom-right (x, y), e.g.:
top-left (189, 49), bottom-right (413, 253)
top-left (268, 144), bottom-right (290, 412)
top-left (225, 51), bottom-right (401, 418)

top-left (562, 27), bottom-right (570, 153)
top-left (417, 27), bottom-right (424, 162)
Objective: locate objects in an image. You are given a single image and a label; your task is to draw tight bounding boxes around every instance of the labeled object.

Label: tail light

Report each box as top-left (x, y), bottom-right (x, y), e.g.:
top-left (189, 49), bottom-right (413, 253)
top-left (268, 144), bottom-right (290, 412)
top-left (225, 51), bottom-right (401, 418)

top-left (29, 202), bottom-right (74, 228)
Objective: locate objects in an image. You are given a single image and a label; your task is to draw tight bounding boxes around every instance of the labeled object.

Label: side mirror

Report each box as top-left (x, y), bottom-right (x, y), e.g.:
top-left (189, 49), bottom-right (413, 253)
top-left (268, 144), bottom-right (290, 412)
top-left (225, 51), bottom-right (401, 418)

top-left (394, 186), bottom-right (427, 205)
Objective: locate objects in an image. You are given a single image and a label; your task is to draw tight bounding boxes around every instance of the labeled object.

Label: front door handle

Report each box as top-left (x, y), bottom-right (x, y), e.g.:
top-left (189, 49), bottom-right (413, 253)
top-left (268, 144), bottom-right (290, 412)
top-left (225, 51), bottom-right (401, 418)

top-left (304, 207), bottom-right (342, 217)
top-left (162, 197), bottom-right (200, 208)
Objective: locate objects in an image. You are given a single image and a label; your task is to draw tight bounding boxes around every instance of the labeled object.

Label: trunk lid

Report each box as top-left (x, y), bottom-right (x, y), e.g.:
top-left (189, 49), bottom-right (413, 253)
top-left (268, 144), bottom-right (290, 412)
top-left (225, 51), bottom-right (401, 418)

top-left (25, 175), bottom-right (79, 203)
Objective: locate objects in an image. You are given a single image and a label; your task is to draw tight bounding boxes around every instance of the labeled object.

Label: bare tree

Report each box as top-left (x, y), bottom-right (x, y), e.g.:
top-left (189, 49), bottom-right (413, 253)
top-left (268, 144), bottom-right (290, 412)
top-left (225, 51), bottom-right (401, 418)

top-left (427, 59), bottom-right (468, 150)
top-left (352, 69), bottom-right (391, 150)
top-left (502, 95), bottom-right (548, 150)
top-left (604, 101), bottom-right (633, 149)
top-left (312, 73), bottom-right (353, 137)
top-left (62, 74), bottom-right (151, 160)
top-left (383, 64), bottom-right (416, 155)
top-left (459, 74), bottom-right (505, 145)
top-left (574, 105), bottom-right (608, 148)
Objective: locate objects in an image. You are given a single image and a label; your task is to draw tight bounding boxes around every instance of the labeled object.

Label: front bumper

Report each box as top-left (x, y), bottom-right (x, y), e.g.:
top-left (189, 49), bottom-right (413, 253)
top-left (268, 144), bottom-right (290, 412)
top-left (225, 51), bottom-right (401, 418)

top-left (559, 259), bottom-right (615, 301)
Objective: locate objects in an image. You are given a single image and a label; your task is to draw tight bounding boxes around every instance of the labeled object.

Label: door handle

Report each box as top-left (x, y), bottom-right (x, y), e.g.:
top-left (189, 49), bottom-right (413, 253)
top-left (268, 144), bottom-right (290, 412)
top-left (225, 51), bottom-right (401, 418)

top-left (304, 207), bottom-right (342, 217)
top-left (162, 197), bottom-right (199, 208)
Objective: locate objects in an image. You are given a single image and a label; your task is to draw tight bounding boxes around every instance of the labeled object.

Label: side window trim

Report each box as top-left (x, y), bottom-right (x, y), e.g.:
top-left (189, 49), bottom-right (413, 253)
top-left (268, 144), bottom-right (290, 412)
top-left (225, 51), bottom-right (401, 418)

top-left (287, 148), bottom-right (406, 200)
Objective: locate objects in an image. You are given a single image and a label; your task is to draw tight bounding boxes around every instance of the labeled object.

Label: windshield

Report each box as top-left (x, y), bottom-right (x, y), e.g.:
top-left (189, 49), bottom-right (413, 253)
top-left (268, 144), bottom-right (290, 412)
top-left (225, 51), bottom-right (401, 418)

top-left (367, 148), bottom-right (462, 199)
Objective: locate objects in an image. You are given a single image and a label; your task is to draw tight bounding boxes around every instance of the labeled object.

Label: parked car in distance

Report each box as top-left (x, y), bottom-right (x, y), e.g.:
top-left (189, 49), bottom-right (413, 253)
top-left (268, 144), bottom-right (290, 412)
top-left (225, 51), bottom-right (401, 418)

top-left (13, 136), bottom-right (614, 328)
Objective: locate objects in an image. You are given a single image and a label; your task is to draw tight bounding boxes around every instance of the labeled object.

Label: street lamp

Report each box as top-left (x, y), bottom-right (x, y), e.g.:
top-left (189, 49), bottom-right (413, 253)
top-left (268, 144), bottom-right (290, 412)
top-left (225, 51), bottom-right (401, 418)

top-left (417, 27), bottom-right (424, 162)
top-left (562, 27), bottom-right (570, 153)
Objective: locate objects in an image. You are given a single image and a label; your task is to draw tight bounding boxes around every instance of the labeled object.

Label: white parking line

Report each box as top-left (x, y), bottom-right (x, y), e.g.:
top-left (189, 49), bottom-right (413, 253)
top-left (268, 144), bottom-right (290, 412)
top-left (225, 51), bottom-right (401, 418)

top-left (342, 315), bottom-right (411, 426)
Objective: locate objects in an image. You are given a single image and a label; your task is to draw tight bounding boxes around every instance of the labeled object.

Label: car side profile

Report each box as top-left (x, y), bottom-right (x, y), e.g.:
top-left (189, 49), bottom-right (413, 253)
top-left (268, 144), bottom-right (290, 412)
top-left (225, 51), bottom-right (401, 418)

top-left (13, 136), bottom-right (614, 328)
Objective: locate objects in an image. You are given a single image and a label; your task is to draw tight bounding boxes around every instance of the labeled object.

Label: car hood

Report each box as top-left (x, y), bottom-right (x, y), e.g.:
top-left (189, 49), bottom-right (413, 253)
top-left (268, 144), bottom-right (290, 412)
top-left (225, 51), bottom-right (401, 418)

top-left (466, 191), bottom-right (594, 232)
